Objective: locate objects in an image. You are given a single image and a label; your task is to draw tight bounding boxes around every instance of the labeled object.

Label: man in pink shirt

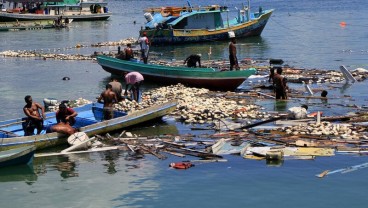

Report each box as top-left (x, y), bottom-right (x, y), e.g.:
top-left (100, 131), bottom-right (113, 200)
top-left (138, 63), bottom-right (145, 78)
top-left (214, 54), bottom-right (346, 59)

top-left (124, 72), bottom-right (144, 102)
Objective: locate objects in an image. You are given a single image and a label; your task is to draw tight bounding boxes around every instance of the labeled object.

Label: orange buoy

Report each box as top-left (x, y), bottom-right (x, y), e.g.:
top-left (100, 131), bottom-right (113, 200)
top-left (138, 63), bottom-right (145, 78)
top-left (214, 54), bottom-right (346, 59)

top-left (340, 21), bottom-right (346, 27)
top-left (169, 162), bottom-right (194, 169)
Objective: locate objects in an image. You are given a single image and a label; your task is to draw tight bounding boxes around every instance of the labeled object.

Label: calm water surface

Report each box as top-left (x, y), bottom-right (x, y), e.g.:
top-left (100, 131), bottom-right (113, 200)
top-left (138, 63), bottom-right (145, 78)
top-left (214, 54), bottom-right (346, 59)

top-left (1, 0), bottom-right (368, 207)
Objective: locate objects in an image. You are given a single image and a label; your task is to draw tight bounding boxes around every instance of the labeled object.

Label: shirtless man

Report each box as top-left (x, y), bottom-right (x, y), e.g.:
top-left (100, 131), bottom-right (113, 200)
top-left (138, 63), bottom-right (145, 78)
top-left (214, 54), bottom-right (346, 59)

top-left (272, 67), bottom-right (287, 100)
top-left (124, 43), bottom-right (134, 60)
top-left (229, 37), bottom-right (239, 71)
top-left (184, 54), bottom-right (202, 68)
top-left (97, 84), bottom-right (118, 120)
top-left (23, 95), bottom-right (46, 136)
top-left (109, 77), bottom-right (123, 101)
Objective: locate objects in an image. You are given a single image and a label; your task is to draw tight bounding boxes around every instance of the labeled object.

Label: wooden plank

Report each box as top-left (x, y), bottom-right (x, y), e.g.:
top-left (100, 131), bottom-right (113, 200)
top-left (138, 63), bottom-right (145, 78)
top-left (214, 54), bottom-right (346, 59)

top-left (34, 146), bottom-right (119, 157)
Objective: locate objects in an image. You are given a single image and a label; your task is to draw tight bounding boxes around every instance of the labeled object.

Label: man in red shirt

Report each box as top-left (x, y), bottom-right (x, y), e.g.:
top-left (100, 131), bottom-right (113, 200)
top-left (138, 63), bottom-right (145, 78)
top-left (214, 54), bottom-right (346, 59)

top-left (56, 103), bottom-right (78, 126)
top-left (50, 103), bottom-right (78, 135)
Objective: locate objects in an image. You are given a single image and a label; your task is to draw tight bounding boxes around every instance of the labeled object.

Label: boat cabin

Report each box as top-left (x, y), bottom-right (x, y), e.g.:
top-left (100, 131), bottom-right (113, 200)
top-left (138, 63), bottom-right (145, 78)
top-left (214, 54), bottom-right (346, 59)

top-left (1, 0), bottom-right (108, 16)
top-left (144, 5), bottom-right (227, 30)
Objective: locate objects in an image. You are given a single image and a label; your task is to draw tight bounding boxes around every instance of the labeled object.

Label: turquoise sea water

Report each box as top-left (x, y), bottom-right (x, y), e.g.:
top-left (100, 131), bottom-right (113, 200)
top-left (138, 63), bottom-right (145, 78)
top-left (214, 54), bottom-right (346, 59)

top-left (1, 0), bottom-right (368, 207)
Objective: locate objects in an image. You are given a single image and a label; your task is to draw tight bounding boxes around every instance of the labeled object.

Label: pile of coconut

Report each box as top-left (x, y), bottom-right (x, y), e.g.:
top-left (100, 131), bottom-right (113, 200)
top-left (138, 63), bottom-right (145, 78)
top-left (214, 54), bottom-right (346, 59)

top-left (279, 121), bottom-right (368, 140)
top-left (113, 84), bottom-right (271, 124)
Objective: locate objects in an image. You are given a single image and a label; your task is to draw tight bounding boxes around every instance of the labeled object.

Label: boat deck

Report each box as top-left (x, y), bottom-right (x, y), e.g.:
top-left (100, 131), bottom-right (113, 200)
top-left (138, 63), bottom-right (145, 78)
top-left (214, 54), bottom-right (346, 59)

top-left (0, 103), bottom-right (127, 138)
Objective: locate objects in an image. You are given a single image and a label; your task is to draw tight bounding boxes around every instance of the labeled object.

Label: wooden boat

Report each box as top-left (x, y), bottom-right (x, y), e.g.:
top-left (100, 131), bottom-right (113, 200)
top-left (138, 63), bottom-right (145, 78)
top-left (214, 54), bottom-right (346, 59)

top-left (0, 0), bottom-right (111, 22)
top-left (0, 145), bottom-right (36, 167)
top-left (0, 19), bottom-right (71, 31)
top-left (96, 55), bottom-right (257, 91)
top-left (0, 100), bottom-right (177, 151)
top-left (140, 0), bottom-right (273, 45)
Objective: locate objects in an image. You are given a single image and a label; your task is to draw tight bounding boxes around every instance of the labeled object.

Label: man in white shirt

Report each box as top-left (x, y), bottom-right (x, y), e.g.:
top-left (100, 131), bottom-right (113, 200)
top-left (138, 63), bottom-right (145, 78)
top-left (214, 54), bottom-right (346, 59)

top-left (288, 104), bottom-right (308, 120)
top-left (138, 32), bottom-right (149, 64)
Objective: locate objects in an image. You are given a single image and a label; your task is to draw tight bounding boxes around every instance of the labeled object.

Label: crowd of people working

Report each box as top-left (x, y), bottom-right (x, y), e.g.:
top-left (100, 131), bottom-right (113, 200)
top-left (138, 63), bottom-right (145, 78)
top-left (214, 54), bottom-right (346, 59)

top-left (22, 71), bottom-right (144, 136)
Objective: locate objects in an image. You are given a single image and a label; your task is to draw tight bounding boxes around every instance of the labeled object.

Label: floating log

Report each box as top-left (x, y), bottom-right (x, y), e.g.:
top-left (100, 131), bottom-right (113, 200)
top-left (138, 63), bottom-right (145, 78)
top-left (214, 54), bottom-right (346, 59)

top-left (162, 150), bottom-right (186, 157)
top-left (241, 116), bottom-right (286, 129)
top-left (139, 145), bottom-right (167, 160)
top-left (165, 147), bottom-right (222, 159)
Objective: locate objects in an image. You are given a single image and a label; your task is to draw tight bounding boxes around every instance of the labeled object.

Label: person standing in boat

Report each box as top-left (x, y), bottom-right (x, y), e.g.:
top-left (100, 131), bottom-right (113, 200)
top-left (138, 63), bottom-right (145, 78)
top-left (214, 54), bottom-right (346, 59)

top-left (138, 32), bottom-right (149, 64)
top-left (184, 54), bottom-right (202, 68)
top-left (124, 43), bottom-right (134, 61)
top-left (229, 37), bottom-right (239, 71)
top-left (124, 72), bottom-right (144, 102)
top-left (23, 95), bottom-right (46, 136)
top-left (97, 84), bottom-right (118, 120)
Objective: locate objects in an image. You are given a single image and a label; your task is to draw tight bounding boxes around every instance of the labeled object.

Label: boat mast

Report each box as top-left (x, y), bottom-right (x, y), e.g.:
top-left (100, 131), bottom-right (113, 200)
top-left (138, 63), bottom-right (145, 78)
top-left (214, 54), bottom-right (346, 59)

top-left (247, 0), bottom-right (251, 21)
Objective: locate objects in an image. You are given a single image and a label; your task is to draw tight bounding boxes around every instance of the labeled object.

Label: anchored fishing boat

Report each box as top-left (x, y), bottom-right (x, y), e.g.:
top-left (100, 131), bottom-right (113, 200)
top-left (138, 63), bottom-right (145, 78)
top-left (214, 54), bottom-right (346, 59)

top-left (0, 101), bottom-right (177, 151)
top-left (96, 55), bottom-right (257, 91)
top-left (140, 0), bottom-right (273, 45)
top-left (0, 19), bottom-right (71, 31)
top-left (0, 0), bottom-right (111, 22)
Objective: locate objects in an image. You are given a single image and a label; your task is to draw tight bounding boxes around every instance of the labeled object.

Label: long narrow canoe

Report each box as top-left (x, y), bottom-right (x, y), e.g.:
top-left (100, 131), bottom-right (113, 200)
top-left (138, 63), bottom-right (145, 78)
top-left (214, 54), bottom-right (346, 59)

top-left (0, 145), bottom-right (36, 167)
top-left (97, 55), bottom-right (257, 91)
top-left (0, 19), bottom-right (72, 32)
top-left (0, 100), bottom-right (177, 151)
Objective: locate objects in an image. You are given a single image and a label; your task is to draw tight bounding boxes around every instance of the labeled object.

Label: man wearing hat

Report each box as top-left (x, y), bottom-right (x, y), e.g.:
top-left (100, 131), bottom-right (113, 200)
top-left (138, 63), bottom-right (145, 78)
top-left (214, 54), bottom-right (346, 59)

top-left (138, 32), bottom-right (150, 64)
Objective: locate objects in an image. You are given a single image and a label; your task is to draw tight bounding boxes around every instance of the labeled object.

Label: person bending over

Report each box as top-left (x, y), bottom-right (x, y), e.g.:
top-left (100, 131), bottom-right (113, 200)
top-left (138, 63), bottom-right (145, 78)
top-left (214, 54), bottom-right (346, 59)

top-left (124, 72), bottom-right (144, 102)
top-left (184, 54), bottom-right (201, 68)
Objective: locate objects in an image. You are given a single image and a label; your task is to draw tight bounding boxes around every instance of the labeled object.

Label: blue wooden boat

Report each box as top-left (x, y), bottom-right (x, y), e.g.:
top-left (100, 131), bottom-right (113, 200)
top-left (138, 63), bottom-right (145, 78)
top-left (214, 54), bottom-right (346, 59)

top-left (140, 0), bottom-right (273, 45)
top-left (0, 145), bottom-right (36, 167)
top-left (0, 101), bottom-right (177, 151)
top-left (97, 55), bottom-right (257, 91)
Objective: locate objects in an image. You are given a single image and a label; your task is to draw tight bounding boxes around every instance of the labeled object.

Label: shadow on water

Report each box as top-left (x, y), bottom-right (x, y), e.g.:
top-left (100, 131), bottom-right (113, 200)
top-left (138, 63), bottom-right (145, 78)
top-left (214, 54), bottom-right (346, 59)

top-left (34, 155), bottom-right (79, 179)
top-left (340, 82), bottom-right (353, 93)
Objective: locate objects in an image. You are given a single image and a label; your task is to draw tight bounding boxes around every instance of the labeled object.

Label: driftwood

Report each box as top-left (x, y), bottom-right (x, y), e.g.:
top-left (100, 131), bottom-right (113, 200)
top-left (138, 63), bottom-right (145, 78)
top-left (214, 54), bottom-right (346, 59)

top-left (162, 150), bottom-right (186, 157)
top-left (35, 146), bottom-right (119, 157)
top-left (240, 116), bottom-right (286, 129)
top-left (165, 146), bottom-right (222, 159)
top-left (322, 113), bottom-right (368, 122)
top-left (139, 145), bottom-right (167, 160)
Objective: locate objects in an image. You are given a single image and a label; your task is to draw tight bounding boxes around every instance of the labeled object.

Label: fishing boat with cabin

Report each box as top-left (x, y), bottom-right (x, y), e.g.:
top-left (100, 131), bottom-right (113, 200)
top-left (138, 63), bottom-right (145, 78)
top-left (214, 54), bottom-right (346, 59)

top-left (140, 0), bottom-right (273, 45)
top-left (0, 0), bottom-right (111, 22)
